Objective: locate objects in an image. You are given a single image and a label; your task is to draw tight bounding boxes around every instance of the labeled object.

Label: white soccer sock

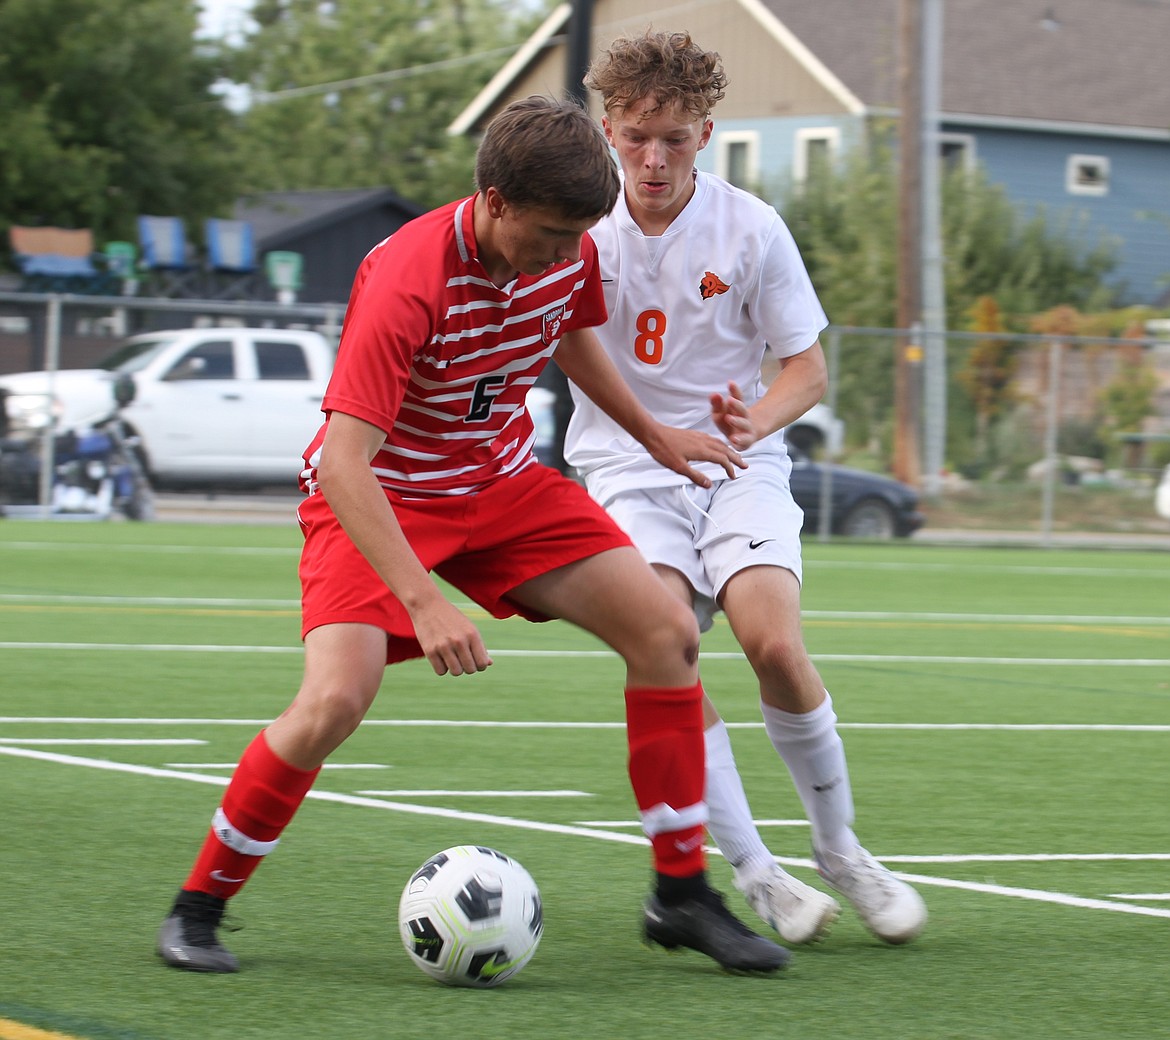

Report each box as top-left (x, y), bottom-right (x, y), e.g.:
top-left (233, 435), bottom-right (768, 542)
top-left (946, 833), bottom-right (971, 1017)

top-left (761, 693), bottom-right (858, 860)
top-left (703, 719), bottom-right (775, 878)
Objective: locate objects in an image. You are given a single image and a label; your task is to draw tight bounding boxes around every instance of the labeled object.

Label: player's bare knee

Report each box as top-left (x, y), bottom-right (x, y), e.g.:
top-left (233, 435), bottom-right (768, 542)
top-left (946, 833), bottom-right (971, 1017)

top-left (743, 631), bottom-right (808, 683)
top-left (638, 599), bottom-right (701, 670)
top-left (284, 682), bottom-right (373, 752)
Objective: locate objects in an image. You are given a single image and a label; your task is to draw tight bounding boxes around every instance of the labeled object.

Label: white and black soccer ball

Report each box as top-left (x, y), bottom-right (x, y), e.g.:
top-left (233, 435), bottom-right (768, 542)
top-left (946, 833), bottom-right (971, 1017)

top-left (398, 845), bottom-right (543, 988)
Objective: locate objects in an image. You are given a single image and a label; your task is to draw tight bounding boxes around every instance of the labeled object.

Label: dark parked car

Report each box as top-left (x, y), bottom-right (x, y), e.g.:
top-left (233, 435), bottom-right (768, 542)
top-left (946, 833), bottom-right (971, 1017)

top-left (526, 389), bottom-right (922, 538)
top-left (789, 452), bottom-right (924, 538)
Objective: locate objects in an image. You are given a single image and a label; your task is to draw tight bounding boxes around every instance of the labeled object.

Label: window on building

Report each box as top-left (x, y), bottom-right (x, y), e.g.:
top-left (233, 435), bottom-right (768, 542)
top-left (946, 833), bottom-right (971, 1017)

top-left (1066, 154), bottom-right (1110, 196)
top-left (716, 131), bottom-right (759, 189)
top-left (793, 127), bottom-right (840, 186)
top-left (939, 133), bottom-right (976, 173)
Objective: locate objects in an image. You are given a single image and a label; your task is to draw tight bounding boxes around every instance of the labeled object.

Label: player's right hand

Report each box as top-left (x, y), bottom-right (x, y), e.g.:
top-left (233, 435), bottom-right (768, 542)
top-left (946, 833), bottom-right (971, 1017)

top-left (643, 422), bottom-right (747, 486)
top-left (710, 382), bottom-right (760, 450)
top-left (411, 599), bottom-right (494, 676)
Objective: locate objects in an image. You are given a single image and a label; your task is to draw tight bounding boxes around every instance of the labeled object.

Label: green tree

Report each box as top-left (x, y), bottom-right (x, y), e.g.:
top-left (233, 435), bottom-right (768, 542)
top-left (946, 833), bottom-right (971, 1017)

top-left (955, 295), bottom-right (1019, 472)
top-left (777, 141), bottom-right (899, 329)
top-left (776, 140), bottom-right (1120, 458)
top-left (1097, 340), bottom-right (1159, 468)
top-left (234, 0), bottom-right (541, 209)
top-left (0, 0), bottom-right (243, 250)
top-left (778, 141), bottom-right (1119, 331)
top-left (943, 168), bottom-right (1118, 321)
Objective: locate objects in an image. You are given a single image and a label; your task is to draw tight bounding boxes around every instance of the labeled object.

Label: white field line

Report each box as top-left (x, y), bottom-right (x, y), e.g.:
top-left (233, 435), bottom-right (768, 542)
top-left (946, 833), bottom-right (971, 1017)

top-left (880, 853), bottom-right (1170, 863)
top-left (357, 789), bottom-right (592, 798)
top-left (165, 762), bottom-right (391, 770)
top-left (3, 743), bottom-right (1169, 921)
top-left (3, 717), bottom-right (1170, 733)
top-left (0, 541), bottom-right (298, 556)
top-left (807, 560), bottom-right (1170, 579)
top-left (808, 610), bottom-right (1170, 625)
top-left (0, 594), bottom-right (300, 608)
top-left (0, 738), bottom-right (206, 746)
top-left (577, 819), bottom-right (810, 828)
top-left (0, 642), bottom-right (304, 653)
top-left (2, 641), bottom-right (1168, 667)
top-left (5, 594), bottom-right (1170, 628)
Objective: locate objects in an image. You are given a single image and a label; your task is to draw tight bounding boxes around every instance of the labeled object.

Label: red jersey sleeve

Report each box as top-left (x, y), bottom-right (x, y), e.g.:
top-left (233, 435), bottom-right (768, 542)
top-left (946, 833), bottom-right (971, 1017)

top-left (323, 237), bottom-right (438, 435)
top-left (563, 232), bottom-right (608, 333)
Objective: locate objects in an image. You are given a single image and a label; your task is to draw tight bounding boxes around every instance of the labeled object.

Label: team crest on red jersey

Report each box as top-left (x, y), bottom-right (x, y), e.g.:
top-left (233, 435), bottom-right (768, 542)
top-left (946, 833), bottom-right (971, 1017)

top-left (542, 305), bottom-right (566, 344)
top-left (699, 271), bottom-right (730, 299)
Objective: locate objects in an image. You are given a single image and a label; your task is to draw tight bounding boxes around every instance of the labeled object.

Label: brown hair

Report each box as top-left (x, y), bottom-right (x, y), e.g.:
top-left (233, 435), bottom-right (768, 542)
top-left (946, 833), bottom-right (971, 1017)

top-left (474, 95), bottom-right (620, 220)
top-left (584, 30), bottom-right (727, 120)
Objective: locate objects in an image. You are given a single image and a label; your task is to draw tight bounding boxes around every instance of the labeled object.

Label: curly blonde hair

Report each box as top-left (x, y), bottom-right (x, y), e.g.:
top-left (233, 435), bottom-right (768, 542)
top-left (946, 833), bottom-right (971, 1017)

top-left (584, 30), bottom-right (727, 119)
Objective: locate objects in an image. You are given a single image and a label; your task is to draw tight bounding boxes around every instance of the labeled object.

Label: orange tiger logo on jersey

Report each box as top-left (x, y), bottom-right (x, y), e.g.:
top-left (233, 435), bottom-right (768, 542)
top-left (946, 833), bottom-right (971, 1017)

top-left (699, 271), bottom-right (730, 299)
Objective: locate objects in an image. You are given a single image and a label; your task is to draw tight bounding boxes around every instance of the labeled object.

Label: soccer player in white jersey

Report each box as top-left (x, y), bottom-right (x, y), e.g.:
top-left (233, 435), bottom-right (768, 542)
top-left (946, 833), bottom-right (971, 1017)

top-left (156, 96), bottom-right (791, 976)
top-left (564, 31), bottom-right (927, 947)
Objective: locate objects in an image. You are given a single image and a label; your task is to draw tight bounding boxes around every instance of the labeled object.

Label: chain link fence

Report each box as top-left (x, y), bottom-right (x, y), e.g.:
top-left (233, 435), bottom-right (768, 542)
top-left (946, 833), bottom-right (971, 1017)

top-left (823, 324), bottom-right (1170, 543)
top-left (1, 290), bottom-right (1168, 543)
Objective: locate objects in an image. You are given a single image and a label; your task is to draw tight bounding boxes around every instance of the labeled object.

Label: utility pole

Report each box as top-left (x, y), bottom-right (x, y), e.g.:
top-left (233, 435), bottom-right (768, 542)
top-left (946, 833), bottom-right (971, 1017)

top-left (920, 0), bottom-right (947, 498)
top-left (565, 0), bottom-right (593, 105)
top-left (540, 0), bottom-right (594, 472)
top-left (895, 0), bottom-right (923, 486)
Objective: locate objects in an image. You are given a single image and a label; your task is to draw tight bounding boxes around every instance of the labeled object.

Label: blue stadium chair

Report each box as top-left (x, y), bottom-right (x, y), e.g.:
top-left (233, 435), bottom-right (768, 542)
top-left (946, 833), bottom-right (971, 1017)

top-left (204, 218), bottom-right (259, 298)
top-left (137, 215), bottom-right (200, 297)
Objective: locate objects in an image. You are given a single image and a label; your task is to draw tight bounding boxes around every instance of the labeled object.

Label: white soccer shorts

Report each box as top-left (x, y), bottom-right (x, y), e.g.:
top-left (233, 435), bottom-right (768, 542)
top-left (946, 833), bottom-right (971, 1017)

top-left (599, 452), bottom-right (805, 631)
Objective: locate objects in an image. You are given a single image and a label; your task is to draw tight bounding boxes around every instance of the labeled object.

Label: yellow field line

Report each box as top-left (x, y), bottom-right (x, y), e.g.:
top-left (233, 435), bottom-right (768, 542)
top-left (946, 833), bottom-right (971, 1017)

top-left (804, 619), bottom-right (1165, 637)
top-left (2, 603), bottom-right (1164, 636)
top-left (0, 1018), bottom-right (81, 1040)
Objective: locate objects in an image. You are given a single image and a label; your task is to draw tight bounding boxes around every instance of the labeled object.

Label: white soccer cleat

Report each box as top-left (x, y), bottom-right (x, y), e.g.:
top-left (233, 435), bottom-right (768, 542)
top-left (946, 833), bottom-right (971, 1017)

top-left (736, 862), bottom-right (840, 946)
top-left (815, 846), bottom-right (927, 945)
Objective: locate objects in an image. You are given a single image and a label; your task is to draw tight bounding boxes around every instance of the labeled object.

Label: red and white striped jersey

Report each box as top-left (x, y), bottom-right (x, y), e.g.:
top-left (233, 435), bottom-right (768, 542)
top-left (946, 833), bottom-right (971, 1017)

top-left (302, 195), bottom-right (606, 496)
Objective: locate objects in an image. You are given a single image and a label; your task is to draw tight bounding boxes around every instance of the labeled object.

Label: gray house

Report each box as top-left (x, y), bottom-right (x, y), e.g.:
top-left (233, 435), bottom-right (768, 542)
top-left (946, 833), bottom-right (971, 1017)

top-left (233, 187), bottom-right (425, 304)
top-left (451, 0), bottom-right (1170, 305)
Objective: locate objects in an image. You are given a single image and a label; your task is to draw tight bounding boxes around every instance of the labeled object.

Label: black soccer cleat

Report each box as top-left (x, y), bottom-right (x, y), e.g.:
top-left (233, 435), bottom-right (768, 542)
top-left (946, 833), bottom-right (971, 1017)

top-left (643, 887), bottom-right (791, 973)
top-left (157, 890), bottom-right (240, 973)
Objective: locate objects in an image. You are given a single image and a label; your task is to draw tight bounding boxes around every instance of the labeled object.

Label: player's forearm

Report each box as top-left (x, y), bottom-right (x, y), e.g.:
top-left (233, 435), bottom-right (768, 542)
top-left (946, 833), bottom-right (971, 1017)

top-left (315, 421), bottom-right (445, 614)
top-left (751, 344), bottom-right (828, 438)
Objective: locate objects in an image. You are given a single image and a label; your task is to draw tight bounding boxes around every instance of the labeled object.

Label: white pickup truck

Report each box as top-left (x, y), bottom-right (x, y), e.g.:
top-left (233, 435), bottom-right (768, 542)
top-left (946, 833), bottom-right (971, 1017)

top-left (1, 326), bottom-right (845, 490)
top-left (0, 327), bottom-right (336, 487)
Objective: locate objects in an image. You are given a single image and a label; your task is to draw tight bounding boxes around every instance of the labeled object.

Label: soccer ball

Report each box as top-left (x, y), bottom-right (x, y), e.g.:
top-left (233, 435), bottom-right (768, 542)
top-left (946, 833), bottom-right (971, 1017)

top-left (398, 845), bottom-right (543, 987)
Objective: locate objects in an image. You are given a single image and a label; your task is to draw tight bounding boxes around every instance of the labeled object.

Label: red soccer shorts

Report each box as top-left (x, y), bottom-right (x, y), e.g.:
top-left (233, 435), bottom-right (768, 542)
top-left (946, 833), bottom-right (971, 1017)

top-left (297, 462), bottom-right (632, 663)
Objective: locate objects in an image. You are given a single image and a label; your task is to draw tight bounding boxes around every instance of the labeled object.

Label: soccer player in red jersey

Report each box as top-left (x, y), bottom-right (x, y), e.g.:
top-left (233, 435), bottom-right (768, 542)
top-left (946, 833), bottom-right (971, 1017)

top-left (157, 96), bottom-right (788, 975)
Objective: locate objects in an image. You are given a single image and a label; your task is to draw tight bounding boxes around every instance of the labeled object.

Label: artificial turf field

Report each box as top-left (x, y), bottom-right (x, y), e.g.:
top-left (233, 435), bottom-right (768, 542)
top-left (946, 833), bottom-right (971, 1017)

top-left (1, 517), bottom-right (1168, 1040)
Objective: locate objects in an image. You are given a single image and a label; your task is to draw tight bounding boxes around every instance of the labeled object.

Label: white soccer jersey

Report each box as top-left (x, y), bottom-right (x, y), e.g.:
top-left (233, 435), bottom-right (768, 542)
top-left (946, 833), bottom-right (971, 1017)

top-left (563, 170), bottom-right (828, 503)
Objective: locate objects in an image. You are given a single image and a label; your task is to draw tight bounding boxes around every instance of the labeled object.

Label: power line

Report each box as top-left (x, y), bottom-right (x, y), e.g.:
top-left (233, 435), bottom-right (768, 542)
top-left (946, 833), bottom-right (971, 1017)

top-left (250, 44), bottom-right (522, 105)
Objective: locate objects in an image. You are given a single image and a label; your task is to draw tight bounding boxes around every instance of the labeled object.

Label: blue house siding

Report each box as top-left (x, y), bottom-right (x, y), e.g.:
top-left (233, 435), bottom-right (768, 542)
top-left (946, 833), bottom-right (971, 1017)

top-left (701, 115), bottom-right (863, 190)
top-left (698, 115), bottom-right (1169, 305)
top-left (452, 0), bottom-right (1170, 308)
top-left (950, 127), bottom-right (1170, 304)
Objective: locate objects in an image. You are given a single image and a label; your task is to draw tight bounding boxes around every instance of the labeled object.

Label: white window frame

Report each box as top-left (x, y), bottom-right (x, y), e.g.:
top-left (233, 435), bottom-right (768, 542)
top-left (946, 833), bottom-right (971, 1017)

top-left (938, 132), bottom-right (976, 173)
top-left (1066, 154), bottom-right (1110, 196)
top-left (793, 126), bottom-right (841, 186)
top-left (715, 131), bottom-right (760, 187)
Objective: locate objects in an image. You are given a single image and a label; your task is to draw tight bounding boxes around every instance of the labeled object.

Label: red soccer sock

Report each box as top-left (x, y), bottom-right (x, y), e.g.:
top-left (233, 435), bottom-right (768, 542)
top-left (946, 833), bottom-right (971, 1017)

top-left (183, 730), bottom-right (320, 900)
top-left (624, 682), bottom-right (707, 878)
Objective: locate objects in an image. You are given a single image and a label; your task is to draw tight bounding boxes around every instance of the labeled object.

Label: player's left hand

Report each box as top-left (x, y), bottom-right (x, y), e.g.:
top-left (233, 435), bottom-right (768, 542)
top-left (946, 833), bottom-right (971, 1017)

top-left (711, 382), bottom-right (759, 450)
top-left (643, 423), bottom-right (746, 487)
